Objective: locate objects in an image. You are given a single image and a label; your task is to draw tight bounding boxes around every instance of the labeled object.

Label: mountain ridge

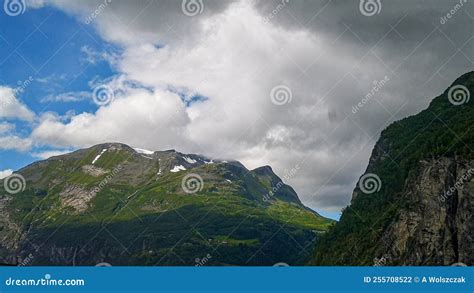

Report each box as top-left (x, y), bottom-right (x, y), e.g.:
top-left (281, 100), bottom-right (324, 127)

top-left (0, 142), bottom-right (333, 266)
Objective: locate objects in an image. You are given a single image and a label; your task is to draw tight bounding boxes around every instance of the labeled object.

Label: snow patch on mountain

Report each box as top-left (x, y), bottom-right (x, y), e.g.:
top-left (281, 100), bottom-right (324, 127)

top-left (170, 165), bottom-right (186, 173)
top-left (134, 147), bottom-right (154, 155)
top-left (92, 149), bottom-right (107, 165)
top-left (183, 156), bottom-right (197, 164)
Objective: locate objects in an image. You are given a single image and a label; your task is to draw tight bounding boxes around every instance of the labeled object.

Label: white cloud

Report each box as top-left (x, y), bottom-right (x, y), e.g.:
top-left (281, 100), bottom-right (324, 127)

top-left (41, 91), bottom-right (90, 103)
top-left (0, 169), bottom-right (13, 179)
top-left (0, 86), bottom-right (35, 122)
top-left (24, 0), bottom-right (474, 213)
top-left (27, 1), bottom-right (383, 212)
top-left (0, 122), bottom-right (15, 134)
top-left (0, 136), bottom-right (33, 152)
top-left (31, 87), bottom-right (190, 149)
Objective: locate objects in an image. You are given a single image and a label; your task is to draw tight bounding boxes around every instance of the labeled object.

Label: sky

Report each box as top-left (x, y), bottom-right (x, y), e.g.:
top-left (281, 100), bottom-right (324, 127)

top-left (0, 0), bottom-right (473, 220)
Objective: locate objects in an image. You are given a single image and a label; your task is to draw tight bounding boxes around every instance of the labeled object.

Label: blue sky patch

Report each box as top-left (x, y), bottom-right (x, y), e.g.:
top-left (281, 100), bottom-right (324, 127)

top-left (0, 5), bottom-right (118, 171)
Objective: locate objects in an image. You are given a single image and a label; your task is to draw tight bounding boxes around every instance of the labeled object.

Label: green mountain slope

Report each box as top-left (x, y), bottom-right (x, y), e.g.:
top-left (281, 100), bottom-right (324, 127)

top-left (312, 71), bottom-right (474, 265)
top-left (0, 144), bottom-right (333, 266)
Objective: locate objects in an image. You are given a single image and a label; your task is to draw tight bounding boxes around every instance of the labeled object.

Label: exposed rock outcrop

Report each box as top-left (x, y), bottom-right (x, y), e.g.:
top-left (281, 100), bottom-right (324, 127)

top-left (60, 184), bottom-right (96, 213)
top-left (376, 158), bottom-right (473, 265)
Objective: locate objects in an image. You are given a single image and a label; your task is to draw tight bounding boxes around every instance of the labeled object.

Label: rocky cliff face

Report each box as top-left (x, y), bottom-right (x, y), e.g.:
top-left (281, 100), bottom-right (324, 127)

top-left (312, 71), bottom-right (474, 266)
top-left (367, 157), bottom-right (473, 266)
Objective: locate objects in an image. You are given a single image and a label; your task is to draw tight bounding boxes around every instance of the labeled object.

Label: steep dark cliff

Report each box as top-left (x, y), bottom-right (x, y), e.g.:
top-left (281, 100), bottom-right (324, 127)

top-left (312, 71), bottom-right (474, 265)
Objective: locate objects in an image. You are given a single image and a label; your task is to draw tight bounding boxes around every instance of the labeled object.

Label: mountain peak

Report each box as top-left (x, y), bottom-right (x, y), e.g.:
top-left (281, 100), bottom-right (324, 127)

top-left (25, 142), bottom-right (312, 209)
top-left (252, 165), bottom-right (273, 174)
top-left (0, 141), bottom-right (332, 266)
top-left (95, 142), bottom-right (133, 149)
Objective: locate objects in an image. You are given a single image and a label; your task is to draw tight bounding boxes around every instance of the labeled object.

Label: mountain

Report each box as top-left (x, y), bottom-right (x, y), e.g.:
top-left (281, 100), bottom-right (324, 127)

top-left (312, 71), bottom-right (474, 266)
top-left (0, 144), bottom-right (333, 266)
